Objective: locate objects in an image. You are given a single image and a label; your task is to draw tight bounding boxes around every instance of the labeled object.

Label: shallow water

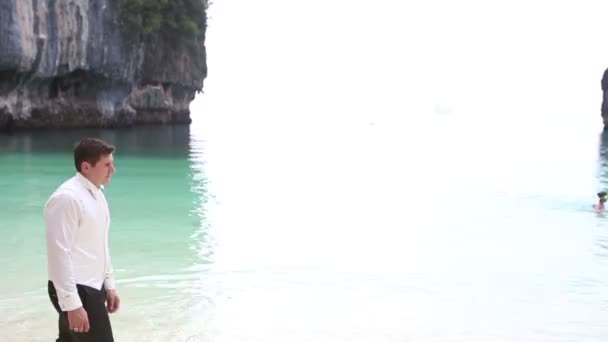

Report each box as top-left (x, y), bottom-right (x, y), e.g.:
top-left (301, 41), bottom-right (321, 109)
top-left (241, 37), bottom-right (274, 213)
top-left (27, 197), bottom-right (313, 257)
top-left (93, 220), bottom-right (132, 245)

top-left (2, 114), bottom-right (608, 341)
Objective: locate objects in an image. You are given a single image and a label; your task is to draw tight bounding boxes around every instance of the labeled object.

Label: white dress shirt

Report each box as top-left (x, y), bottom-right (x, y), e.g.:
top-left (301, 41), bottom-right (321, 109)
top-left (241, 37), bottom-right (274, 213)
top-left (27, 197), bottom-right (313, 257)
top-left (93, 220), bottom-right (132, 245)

top-left (45, 172), bottom-right (116, 311)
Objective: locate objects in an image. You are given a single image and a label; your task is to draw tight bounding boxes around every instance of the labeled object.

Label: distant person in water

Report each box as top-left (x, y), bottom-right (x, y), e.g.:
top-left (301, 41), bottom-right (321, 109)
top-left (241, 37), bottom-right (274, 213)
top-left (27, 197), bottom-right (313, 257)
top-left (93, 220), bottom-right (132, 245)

top-left (595, 191), bottom-right (607, 212)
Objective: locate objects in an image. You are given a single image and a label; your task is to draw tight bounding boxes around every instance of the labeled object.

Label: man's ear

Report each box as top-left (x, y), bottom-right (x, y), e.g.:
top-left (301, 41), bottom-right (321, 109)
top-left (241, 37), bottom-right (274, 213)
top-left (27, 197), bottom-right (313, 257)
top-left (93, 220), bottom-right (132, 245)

top-left (81, 161), bottom-right (90, 172)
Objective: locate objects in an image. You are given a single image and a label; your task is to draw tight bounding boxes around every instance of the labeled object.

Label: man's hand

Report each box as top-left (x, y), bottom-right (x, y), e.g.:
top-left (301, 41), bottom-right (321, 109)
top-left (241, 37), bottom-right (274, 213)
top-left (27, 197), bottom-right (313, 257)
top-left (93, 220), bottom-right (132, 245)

top-left (106, 289), bottom-right (120, 313)
top-left (67, 307), bottom-right (89, 333)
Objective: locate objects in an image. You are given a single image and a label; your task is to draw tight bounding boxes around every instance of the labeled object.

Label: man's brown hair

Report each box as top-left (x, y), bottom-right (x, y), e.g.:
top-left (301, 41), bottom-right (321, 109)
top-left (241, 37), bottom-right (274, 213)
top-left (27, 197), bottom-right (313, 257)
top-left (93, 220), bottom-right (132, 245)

top-left (74, 138), bottom-right (115, 172)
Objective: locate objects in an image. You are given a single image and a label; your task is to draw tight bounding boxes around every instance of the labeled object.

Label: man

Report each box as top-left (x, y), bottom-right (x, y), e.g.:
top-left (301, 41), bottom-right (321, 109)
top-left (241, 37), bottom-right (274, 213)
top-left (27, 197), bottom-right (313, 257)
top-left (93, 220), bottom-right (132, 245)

top-left (45, 137), bottom-right (120, 341)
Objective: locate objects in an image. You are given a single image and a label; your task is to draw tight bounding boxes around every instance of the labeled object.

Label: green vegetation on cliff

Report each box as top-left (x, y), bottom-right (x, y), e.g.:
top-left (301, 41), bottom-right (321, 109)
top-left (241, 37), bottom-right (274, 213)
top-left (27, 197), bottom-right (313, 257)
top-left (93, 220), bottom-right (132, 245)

top-left (119, 0), bottom-right (207, 40)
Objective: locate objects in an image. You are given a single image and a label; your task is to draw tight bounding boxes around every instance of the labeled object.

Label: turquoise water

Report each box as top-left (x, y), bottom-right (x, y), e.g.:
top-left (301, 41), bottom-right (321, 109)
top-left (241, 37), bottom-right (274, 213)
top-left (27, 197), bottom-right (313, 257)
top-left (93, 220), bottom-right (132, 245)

top-left (2, 114), bottom-right (608, 341)
top-left (0, 126), bottom-right (214, 340)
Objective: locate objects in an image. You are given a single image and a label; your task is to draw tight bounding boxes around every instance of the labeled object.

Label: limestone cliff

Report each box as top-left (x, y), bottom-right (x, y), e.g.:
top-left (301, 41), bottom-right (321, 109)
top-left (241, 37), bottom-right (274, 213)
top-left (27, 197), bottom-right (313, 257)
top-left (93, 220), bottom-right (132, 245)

top-left (602, 68), bottom-right (608, 128)
top-left (0, 0), bottom-right (207, 130)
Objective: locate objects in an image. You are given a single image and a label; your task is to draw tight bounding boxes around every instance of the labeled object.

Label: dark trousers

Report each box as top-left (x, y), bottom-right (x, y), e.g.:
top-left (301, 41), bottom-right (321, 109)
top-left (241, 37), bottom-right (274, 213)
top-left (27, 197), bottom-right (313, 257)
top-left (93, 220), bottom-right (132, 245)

top-left (48, 281), bottom-right (114, 342)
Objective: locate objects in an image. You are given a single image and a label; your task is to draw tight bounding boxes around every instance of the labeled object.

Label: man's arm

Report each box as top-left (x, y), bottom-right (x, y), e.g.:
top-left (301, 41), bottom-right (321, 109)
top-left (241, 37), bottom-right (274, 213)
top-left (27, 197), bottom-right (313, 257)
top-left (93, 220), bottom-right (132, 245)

top-left (104, 225), bottom-right (121, 312)
top-left (45, 194), bottom-right (82, 311)
top-left (104, 247), bottom-right (121, 313)
top-left (101, 193), bottom-right (120, 313)
top-left (103, 250), bottom-right (116, 290)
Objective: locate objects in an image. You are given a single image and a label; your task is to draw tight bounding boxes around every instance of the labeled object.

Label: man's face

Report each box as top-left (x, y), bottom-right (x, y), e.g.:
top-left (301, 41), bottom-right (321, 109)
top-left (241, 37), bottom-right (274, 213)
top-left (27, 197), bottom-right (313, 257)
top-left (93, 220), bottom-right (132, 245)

top-left (82, 153), bottom-right (116, 187)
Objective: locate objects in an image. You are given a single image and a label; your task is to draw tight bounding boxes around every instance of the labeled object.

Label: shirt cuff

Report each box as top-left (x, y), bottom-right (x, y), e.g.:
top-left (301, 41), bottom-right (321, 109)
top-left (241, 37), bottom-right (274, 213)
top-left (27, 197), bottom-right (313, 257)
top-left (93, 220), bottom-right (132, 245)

top-left (57, 291), bottom-right (83, 312)
top-left (104, 277), bottom-right (116, 290)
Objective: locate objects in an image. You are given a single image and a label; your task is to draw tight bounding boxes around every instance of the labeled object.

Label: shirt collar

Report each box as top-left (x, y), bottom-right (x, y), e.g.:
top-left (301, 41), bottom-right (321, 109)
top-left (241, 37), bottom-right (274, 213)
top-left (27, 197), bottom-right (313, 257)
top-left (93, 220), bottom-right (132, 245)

top-left (76, 172), bottom-right (104, 195)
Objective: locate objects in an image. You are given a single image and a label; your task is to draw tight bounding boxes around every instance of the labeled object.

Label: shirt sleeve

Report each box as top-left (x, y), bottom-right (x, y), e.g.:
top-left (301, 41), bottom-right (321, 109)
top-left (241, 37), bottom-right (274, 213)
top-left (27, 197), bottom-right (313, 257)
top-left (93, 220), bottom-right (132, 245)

top-left (101, 193), bottom-right (116, 290)
top-left (103, 253), bottom-right (116, 290)
top-left (45, 194), bottom-right (83, 311)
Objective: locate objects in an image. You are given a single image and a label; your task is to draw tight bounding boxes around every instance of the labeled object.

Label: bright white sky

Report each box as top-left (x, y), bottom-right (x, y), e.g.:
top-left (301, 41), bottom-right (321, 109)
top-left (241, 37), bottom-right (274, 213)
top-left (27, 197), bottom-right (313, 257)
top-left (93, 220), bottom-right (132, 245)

top-left (194, 0), bottom-right (608, 128)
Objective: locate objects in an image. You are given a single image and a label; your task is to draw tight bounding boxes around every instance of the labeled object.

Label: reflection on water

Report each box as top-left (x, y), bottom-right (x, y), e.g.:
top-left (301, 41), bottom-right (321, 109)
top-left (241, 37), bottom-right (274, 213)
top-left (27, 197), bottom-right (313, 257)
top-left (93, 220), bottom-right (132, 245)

top-left (0, 125), bottom-right (192, 157)
top-left (598, 130), bottom-right (608, 190)
top-left (595, 130), bottom-right (608, 258)
top-left (188, 131), bottom-right (215, 268)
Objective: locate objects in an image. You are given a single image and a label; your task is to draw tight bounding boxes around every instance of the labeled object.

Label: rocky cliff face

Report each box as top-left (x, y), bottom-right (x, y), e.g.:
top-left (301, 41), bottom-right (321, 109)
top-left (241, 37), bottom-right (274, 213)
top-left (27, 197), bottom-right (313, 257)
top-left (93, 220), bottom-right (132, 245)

top-left (602, 68), bottom-right (608, 128)
top-left (0, 0), bottom-right (207, 130)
